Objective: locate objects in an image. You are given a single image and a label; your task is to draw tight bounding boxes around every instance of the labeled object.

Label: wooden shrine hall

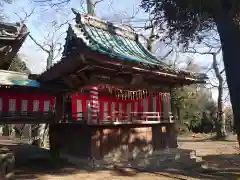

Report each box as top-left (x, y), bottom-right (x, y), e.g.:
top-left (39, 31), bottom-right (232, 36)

top-left (0, 11), bottom-right (207, 161)
top-left (37, 11), bottom-right (207, 160)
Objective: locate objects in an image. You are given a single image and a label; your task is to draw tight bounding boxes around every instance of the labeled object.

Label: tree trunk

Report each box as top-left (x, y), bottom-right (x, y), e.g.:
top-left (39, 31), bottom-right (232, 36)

top-left (216, 83), bottom-right (226, 138)
top-left (215, 14), bottom-right (240, 147)
top-left (87, 0), bottom-right (96, 16)
top-left (46, 50), bottom-right (54, 69)
top-left (176, 107), bottom-right (181, 123)
top-left (212, 54), bottom-right (226, 138)
top-left (39, 124), bottom-right (49, 148)
top-left (31, 124), bottom-right (41, 147)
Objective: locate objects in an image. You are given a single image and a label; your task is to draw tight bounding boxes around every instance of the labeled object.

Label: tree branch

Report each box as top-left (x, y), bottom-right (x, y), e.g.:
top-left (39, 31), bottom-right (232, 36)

top-left (33, 0), bottom-right (71, 7)
top-left (220, 69), bottom-right (225, 74)
top-left (93, 0), bottom-right (104, 6)
top-left (29, 34), bottom-right (49, 53)
top-left (14, 7), bottom-right (36, 24)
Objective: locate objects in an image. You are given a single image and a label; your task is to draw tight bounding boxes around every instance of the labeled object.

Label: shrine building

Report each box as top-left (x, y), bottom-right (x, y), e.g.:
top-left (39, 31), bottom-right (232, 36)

top-left (0, 11), bottom-right (207, 162)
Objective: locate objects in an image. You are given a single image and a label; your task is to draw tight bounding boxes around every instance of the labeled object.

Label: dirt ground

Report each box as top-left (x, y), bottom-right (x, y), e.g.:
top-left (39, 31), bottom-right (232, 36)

top-left (3, 134), bottom-right (240, 180)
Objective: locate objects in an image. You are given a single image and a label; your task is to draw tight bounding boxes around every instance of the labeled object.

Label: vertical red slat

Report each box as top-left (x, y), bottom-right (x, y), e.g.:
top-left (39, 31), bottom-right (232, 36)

top-left (147, 96), bottom-right (150, 112)
top-left (85, 94), bottom-right (90, 121)
top-left (122, 100), bottom-right (127, 121)
top-left (82, 94), bottom-right (87, 115)
top-left (158, 93), bottom-right (162, 115)
top-left (115, 99), bottom-right (119, 120)
top-left (112, 97), bottom-right (117, 122)
top-left (50, 97), bottom-right (55, 111)
top-left (39, 98), bottom-right (44, 112)
top-left (28, 98), bottom-right (33, 112)
top-left (16, 96), bottom-right (21, 112)
top-left (99, 96), bottom-right (104, 121)
top-left (138, 99), bottom-right (143, 120)
top-left (71, 94), bottom-right (77, 120)
top-left (108, 97), bottom-right (112, 121)
top-left (2, 95), bottom-right (8, 112)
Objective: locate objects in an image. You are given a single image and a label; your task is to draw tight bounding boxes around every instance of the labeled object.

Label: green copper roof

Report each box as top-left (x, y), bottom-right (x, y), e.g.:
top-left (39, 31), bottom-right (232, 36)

top-left (58, 11), bottom-right (207, 82)
top-left (68, 13), bottom-right (168, 67)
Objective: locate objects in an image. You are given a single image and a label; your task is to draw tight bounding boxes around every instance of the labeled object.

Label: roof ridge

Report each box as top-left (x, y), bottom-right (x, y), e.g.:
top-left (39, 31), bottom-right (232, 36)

top-left (72, 9), bottom-right (138, 41)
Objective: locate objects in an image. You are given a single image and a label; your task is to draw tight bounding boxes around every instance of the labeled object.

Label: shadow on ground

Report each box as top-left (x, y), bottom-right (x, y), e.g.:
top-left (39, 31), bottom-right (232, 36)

top-left (1, 140), bottom-right (239, 180)
top-left (178, 134), bottom-right (237, 142)
top-left (128, 153), bottom-right (240, 180)
top-left (1, 142), bottom-right (81, 180)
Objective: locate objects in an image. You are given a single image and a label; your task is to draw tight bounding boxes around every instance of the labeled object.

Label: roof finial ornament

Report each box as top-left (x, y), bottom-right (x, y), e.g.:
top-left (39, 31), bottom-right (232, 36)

top-left (71, 8), bottom-right (81, 24)
top-left (71, 8), bottom-right (79, 15)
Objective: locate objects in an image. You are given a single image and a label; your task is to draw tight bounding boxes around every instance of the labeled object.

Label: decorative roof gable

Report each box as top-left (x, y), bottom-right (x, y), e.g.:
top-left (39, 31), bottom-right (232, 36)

top-left (0, 22), bottom-right (29, 70)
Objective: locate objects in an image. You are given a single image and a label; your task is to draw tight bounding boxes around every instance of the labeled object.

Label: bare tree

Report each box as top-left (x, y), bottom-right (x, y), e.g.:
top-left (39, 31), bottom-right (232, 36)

top-left (14, 7), bottom-right (66, 147)
top-left (28, 27), bottom-right (63, 69)
top-left (15, 8), bottom-right (64, 69)
top-left (186, 45), bottom-right (227, 138)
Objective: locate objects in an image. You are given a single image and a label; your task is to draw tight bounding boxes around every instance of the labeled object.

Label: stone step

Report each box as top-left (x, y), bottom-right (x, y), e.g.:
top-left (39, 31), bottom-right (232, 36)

top-left (60, 148), bottom-right (200, 171)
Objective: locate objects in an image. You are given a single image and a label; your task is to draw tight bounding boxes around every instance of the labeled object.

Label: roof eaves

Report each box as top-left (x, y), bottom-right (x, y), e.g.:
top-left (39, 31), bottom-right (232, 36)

top-left (0, 22), bottom-right (28, 39)
top-left (71, 24), bottom-right (207, 82)
top-left (69, 10), bottom-right (208, 83)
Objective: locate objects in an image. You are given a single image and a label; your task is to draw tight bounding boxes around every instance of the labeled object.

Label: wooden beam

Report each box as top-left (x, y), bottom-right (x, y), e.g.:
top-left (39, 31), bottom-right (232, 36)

top-left (63, 76), bottom-right (76, 89)
top-left (84, 79), bottom-right (160, 90)
top-left (130, 74), bottom-right (143, 85)
top-left (82, 50), bottom-right (204, 84)
top-left (78, 72), bottom-right (89, 82)
top-left (69, 74), bottom-right (82, 86)
top-left (83, 61), bottom-right (194, 86)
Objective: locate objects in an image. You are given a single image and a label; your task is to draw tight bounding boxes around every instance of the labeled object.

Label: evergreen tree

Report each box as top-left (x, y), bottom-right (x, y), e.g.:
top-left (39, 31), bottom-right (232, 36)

top-left (141, 0), bottom-right (240, 146)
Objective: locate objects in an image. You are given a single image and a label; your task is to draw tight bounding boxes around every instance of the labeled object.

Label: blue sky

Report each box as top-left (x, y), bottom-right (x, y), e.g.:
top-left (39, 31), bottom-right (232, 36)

top-left (3, 0), bottom-right (228, 103)
top-left (4, 0), bottom-right (150, 73)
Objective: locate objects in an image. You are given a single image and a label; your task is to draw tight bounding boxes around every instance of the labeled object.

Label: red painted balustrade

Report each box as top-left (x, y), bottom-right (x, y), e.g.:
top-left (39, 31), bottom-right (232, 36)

top-left (0, 90), bottom-right (172, 124)
top-left (0, 91), bottom-right (55, 113)
top-left (71, 93), bottom-right (171, 123)
top-left (0, 91), bottom-right (55, 123)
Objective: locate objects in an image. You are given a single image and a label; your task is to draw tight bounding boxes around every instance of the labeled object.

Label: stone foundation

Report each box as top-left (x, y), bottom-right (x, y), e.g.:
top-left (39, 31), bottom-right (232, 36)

top-left (49, 123), bottom-right (178, 162)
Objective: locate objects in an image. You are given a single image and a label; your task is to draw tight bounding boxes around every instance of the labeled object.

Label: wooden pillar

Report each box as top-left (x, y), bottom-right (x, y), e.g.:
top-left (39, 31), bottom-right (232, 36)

top-left (54, 93), bottom-right (65, 123)
top-left (168, 87), bottom-right (178, 148)
top-left (162, 87), bottom-right (171, 121)
top-left (152, 124), bottom-right (168, 150)
top-left (169, 87), bottom-right (174, 122)
top-left (49, 93), bottom-right (65, 158)
top-left (149, 90), bottom-right (153, 112)
top-left (49, 124), bottom-right (58, 158)
top-left (167, 124), bottom-right (178, 148)
top-left (152, 86), bottom-right (178, 150)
